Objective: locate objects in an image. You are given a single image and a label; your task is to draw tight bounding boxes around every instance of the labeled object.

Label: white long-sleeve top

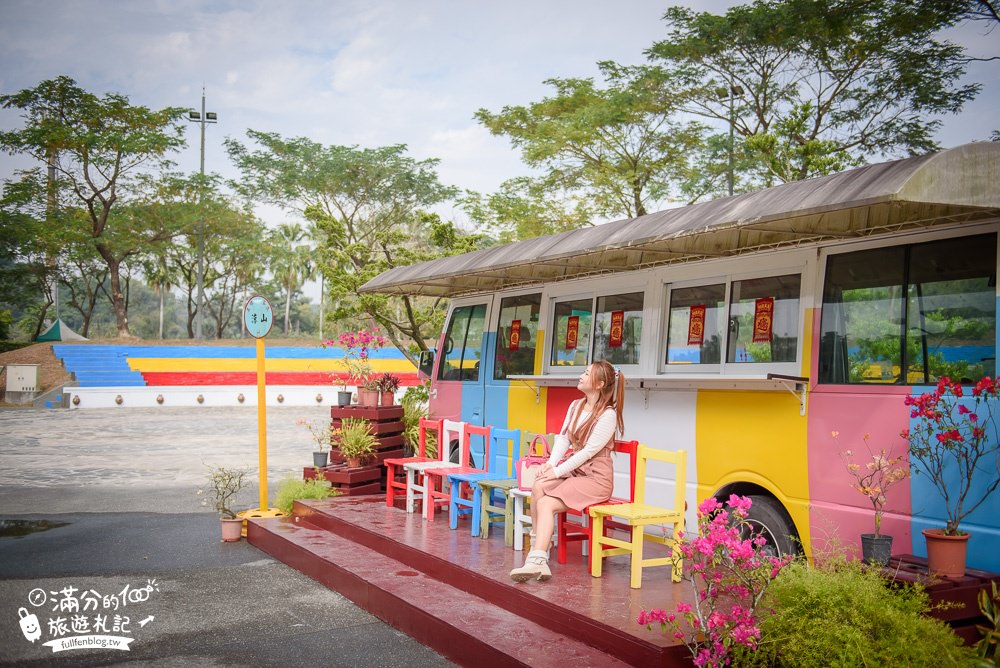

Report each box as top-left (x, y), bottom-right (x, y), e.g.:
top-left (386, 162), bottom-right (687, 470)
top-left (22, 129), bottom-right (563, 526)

top-left (548, 399), bottom-right (618, 478)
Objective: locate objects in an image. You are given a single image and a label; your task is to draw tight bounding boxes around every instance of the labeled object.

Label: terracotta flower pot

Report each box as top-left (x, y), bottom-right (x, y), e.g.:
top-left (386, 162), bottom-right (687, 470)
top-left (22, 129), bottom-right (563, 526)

top-left (922, 528), bottom-right (970, 577)
top-left (358, 389), bottom-right (379, 407)
top-left (347, 456), bottom-right (363, 468)
top-left (379, 391), bottom-right (394, 407)
top-left (220, 517), bottom-right (243, 542)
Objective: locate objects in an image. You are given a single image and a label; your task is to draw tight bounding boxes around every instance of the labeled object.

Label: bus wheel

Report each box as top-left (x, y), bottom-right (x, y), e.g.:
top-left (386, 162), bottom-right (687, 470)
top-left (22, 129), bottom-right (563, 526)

top-left (743, 495), bottom-right (798, 558)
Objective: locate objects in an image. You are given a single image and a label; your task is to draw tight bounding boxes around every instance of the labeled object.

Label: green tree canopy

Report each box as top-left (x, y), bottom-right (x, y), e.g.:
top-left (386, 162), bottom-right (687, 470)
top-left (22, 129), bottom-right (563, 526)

top-left (226, 132), bottom-right (473, 359)
top-left (0, 76), bottom-right (187, 337)
top-left (647, 0), bottom-right (978, 183)
top-left (475, 62), bottom-right (706, 219)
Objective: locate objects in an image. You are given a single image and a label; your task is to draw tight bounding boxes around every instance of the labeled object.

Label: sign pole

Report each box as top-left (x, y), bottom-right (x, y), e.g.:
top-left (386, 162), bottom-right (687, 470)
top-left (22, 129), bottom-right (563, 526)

top-left (256, 335), bottom-right (268, 511)
top-left (239, 295), bottom-right (285, 527)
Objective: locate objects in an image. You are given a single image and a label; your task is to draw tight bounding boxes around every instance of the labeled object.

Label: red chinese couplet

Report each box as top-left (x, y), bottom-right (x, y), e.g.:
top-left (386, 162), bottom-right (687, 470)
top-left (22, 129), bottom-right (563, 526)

top-left (509, 320), bottom-right (521, 352)
top-left (609, 311), bottom-right (624, 348)
top-left (566, 316), bottom-right (579, 350)
top-left (688, 305), bottom-right (706, 346)
top-left (753, 297), bottom-right (774, 343)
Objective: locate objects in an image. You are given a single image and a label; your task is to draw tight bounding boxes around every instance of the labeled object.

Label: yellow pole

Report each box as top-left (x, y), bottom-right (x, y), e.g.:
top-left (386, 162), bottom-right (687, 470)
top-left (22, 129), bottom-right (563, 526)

top-left (256, 336), bottom-right (268, 511)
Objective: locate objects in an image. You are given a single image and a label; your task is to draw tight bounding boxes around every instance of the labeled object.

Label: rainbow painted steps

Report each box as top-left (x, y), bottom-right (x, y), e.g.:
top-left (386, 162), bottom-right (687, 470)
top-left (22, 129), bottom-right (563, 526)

top-left (53, 344), bottom-right (417, 388)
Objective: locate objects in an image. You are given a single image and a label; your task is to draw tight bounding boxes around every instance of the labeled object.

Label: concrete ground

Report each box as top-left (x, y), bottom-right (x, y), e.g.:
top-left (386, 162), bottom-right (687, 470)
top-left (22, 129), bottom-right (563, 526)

top-left (0, 405), bottom-right (455, 667)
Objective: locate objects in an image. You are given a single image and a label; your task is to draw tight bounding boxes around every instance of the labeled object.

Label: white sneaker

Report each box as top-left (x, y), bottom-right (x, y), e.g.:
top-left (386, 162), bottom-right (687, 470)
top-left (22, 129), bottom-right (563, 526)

top-left (510, 549), bottom-right (551, 582)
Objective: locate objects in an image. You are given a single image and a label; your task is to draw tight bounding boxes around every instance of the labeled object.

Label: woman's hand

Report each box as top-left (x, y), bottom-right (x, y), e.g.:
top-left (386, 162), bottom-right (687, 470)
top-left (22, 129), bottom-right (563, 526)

top-left (536, 463), bottom-right (556, 481)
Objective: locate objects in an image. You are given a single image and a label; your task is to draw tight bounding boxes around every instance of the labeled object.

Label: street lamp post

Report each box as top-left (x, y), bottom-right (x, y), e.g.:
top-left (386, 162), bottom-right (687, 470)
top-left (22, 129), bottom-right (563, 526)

top-left (187, 88), bottom-right (217, 339)
top-left (716, 85), bottom-right (744, 197)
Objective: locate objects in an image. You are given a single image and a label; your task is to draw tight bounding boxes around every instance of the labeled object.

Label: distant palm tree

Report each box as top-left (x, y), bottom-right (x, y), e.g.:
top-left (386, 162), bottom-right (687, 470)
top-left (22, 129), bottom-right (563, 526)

top-left (141, 255), bottom-right (176, 339)
top-left (270, 223), bottom-right (315, 334)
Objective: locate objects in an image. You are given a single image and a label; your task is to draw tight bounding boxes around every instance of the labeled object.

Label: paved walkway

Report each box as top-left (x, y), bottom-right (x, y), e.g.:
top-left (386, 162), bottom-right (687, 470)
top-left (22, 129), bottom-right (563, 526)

top-left (0, 405), bottom-right (455, 667)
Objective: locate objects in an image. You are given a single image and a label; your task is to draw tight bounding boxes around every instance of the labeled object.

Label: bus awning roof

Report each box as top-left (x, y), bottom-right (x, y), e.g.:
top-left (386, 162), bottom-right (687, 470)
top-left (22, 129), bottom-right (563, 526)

top-left (360, 142), bottom-right (1000, 298)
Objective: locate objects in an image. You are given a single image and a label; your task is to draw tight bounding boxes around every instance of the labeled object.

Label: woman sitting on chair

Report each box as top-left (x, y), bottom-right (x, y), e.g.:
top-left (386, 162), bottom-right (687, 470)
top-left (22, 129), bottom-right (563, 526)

top-left (510, 359), bottom-right (625, 582)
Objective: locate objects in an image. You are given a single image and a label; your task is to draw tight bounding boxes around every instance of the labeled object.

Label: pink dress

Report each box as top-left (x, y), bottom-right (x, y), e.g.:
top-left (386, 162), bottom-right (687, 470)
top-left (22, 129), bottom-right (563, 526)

top-left (532, 401), bottom-right (615, 512)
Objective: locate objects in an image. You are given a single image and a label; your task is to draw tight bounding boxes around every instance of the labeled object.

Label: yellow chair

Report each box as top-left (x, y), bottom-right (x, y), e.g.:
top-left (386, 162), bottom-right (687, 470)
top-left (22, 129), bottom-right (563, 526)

top-left (588, 445), bottom-right (687, 589)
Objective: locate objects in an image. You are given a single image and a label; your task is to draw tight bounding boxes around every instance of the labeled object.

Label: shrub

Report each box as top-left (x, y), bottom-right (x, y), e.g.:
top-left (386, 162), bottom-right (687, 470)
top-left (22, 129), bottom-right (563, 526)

top-left (274, 475), bottom-right (338, 514)
top-left (737, 556), bottom-right (974, 667)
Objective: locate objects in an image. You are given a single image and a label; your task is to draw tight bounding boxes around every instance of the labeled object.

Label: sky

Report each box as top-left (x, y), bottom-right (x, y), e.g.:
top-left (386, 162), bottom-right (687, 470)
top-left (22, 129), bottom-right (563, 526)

top-left (0, 0), bottom-right (997, 233)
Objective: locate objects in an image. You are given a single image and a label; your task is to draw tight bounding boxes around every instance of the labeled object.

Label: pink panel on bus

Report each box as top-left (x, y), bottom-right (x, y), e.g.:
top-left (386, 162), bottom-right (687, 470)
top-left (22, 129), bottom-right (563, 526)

top-left (806, 390), bottom-right (913, 555)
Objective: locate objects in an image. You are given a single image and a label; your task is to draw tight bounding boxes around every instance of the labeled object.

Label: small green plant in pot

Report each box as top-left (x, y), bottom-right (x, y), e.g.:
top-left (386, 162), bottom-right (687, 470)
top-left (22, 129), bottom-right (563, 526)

top-left (297, 417), bottom-right (333, 468)
top-left (200, 465), bottom-right (250, 542)
top-left (335, 417), bottom-right (378, 467)
top-left (904, 376), bottom-right (1000, 577)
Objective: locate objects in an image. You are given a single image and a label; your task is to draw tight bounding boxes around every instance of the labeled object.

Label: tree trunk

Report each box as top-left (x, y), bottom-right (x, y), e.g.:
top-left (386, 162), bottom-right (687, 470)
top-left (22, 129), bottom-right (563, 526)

top-left (96, 244), bottom-right (134, 338)
top-left (158, 289), bottom-right (165, 339)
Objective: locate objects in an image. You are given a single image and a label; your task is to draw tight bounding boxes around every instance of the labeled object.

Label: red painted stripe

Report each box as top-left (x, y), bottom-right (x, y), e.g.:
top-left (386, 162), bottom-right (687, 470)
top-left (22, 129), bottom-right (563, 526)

top-left (141, 371), bottom-right (421, 386)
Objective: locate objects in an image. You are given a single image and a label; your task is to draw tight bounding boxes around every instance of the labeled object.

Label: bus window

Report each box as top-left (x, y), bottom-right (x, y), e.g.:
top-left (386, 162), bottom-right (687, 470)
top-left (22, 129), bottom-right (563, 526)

top-left (438, 304), bottom-right (487, 382)
top-left (550, 298), bottom-right (593, 367)
top-left (726, 275), bottom-right (801, 364)
top-left (820, 233), bottom-right (996, 384)
top-left (494, 293), bottom-right (541, 380)
top-left (906, 236), bottom-right (996, 383)
top-left (594, 292), bottom-right (643, 365)
top-left (666, 284), bottom-right (726, 365)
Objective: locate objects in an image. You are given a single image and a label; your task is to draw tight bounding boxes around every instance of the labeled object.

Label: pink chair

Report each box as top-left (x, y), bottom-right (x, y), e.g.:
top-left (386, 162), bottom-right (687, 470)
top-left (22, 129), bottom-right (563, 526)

top-left (384, 417), bottom-right (442, 510)
top-left (404, 419), bottom-right (467, 516)
top-left (423, 423), bottom-right (490, 521)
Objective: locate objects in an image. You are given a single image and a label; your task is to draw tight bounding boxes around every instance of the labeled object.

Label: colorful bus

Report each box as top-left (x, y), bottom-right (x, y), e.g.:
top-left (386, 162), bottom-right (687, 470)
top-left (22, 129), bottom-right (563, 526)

top-left (361, 142), bottom-right (1000, 571)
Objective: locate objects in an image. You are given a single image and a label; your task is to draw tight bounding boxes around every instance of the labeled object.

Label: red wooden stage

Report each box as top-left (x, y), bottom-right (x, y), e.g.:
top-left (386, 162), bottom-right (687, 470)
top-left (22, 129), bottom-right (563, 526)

top-left (247, 494), bottom-right (691, 667)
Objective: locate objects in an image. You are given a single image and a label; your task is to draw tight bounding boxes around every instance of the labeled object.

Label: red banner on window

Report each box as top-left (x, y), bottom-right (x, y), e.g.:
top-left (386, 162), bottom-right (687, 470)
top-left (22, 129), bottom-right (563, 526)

top-left (566, 316), bottom-right (579, 350)
top-left (609, 311), bottom-right (624, 348)
top-left (688, 305), bottom-right (706, 346)
top-left (509, 320), bottom-right (521, 352)
top-left (753, 297), bottom-right (774, 343)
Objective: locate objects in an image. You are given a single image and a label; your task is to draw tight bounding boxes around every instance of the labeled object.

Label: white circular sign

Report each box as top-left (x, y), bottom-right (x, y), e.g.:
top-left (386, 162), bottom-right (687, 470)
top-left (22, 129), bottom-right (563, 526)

top-left (243, 295), bottom-right (273, 339)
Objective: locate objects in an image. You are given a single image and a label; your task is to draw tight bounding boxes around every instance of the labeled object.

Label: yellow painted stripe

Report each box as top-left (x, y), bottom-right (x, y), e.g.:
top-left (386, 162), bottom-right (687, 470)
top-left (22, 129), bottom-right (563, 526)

top-left (128, 358), bottom-right (415, 373)
top-left (695, 389), bottom-right (812, 559)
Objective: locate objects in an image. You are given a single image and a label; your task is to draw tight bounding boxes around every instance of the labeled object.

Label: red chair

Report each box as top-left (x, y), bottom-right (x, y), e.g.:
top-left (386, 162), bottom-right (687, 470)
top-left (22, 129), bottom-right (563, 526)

top-left (555, 439), bottom-right (639, 573)
top-left (422, 423), bottom-right (490, 521)
top-left (384, 417), bottom-right (442, 511)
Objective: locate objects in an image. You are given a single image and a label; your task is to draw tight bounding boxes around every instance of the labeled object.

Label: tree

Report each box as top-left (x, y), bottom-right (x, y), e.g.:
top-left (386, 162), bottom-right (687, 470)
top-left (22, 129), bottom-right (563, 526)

top-left (647, 0), bottom-right (979, 183)
top-left (0, 76), bottom-right (187, 337)
top-left (460, 176), bottom-right (593, 243)
top-left (476, 62), bottom-right (706, 219)
top-left (226, 133), bottom-right (469, 361)
top-left (269, 222), bottom-right (315, 334)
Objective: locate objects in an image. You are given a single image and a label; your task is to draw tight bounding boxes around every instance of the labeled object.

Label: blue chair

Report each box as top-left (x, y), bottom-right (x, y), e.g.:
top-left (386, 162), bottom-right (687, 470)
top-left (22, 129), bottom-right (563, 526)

top-left (474, 428), bottom-right (525, 542)
top-left (445, 424), bottom-right (503, 533)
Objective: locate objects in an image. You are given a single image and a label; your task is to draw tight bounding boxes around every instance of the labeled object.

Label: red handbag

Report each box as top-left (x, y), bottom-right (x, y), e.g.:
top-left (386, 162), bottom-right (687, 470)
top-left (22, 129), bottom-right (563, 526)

top-left (516, 434), bottom-right (551, 491)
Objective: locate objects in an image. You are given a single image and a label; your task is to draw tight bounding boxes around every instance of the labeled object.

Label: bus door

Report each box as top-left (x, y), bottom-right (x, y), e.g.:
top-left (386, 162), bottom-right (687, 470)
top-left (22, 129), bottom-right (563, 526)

top-left (430, 298), bottom-right (492, 465)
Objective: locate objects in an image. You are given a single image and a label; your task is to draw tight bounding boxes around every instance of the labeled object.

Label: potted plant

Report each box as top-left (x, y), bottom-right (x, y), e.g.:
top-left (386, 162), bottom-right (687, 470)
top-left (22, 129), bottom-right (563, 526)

top-left (904, 376), bottom-right (1000, 577)
top-left (335, 417), bottom-right (379, 468)
top-left (376, 372), bottom-right (401, 407)
top-left (323, 329), bottom-right (387, 406)
top-left (297, 417), bottom-right (333, 468)
top-left (358, 378), bottom-right (380, 407)
top-left (200, 465), bottom-right (250, 542)
top-left (838, 432), bottom-right (909, 565)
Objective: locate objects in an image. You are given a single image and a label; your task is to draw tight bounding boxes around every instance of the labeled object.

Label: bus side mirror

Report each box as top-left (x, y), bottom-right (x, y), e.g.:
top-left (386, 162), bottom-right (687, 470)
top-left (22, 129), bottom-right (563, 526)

top-left (418, 350), bottom-right (435, 379)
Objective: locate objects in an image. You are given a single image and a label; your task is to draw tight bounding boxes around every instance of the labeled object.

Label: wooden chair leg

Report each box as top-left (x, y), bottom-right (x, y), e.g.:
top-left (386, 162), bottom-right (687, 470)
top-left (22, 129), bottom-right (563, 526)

top-left (590, 513), bottom-right (605, 578)
top-left (504, 494), bottom-right (514, 547)
top-left (630, 529), bottom-right (645, 589)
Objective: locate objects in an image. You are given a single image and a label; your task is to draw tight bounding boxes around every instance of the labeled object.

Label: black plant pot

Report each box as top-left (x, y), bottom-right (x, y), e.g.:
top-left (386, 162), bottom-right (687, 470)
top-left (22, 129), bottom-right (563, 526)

top-left (861, 533), bottom-right (893, 566)
top-left (312, 451), bottom-right (329, 468)
top-left (337, 391), bottom-right (353, 406)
